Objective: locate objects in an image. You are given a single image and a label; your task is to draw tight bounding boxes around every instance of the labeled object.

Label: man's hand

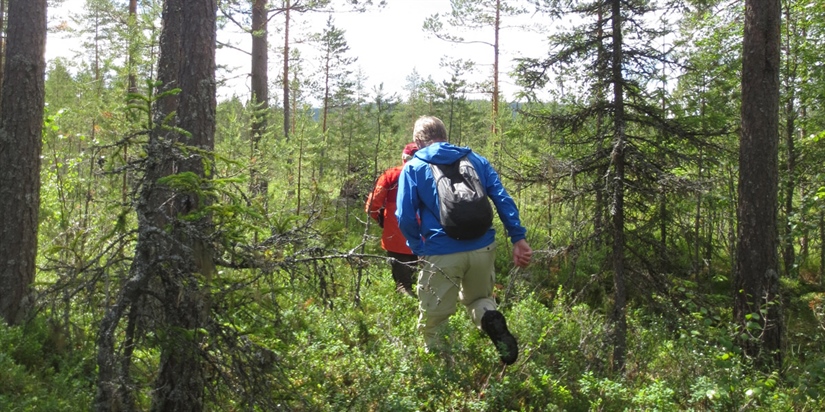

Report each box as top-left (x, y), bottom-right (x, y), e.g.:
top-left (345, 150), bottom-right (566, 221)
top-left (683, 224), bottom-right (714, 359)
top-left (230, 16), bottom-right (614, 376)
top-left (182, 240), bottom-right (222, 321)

top-left (512, 239), bottom-right (532, 268)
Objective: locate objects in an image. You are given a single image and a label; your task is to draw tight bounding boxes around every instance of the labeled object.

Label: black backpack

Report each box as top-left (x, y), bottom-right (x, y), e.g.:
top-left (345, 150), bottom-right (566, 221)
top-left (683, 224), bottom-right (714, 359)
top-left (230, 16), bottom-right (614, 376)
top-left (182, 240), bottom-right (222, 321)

top-left (429, 155), bottom-right (494, 240)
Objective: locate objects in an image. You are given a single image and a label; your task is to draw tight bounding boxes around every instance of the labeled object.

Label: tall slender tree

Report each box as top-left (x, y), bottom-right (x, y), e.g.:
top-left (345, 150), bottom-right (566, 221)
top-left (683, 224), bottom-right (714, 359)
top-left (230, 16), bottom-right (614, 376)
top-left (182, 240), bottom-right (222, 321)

top-left (96, 0), bottom-right (183, 408)
top-left (315, 15), bottom-right (355, 179)
top-left (249, 0), bottom-right (269, 199)
top-left (127, 0), bottom-right (138, 94)
top-left (424, 0), bottom-right (528, 147)
top-left (0, 0), bottom-right (46, 325)
top-left (440, 58), bottom-right (474, 144)
top-left (149, 0), bottom-right (218, 409)
top-left (671, 0), bottom-right (742, 278)
top-left (735, 0), bottom-right (783, 370)
top-left (278, 0), bottom-right (382, 141)
top-left (95, 0), bottom-right (218, 409)
top-left (515, 0), bottom-right (699, 371)
top-left (0, 0), bottom-right (7, 105)
top-left (605, 0), bottom-right (629, 372)
top-left (779, 0), bottom-right (806, 279)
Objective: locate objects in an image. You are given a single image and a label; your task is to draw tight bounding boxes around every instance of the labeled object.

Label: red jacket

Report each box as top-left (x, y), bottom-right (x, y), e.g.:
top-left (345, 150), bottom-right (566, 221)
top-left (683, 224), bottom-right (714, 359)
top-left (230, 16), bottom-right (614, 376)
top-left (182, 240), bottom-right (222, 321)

top-left (365, 166), bottom-right (414, 255)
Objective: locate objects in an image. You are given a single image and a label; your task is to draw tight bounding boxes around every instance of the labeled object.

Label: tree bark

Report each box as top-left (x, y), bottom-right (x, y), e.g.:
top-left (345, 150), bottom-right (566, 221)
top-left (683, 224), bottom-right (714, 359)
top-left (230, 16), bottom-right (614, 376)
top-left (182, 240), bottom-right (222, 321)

top-left (150, 0), bottom-right (217, 409)
top-left (96, 0), bottom-right (184, 409)
top-left (0, 0), bottom-right (46, 326)
top-left (250, 0), bottom-right (268, 198)
top-left (819, 211), bottom-right (824, 284)
top-left (95, 0), bottom-right (217, 409)
top-left (781, 2), bottom-right (798, 279)
top-left (127, 0), bottom-right (138, 95)
top-left (492, 0), bottom-right (500, 138)
top-left (155, 0), bottom-right (182, 121)
top-left (283, 0), bottom-right (291, 141)
top-left (593, 4), bottom-right (607, 248)
top-left (735, 0), bottom-right (782, 370)
top-left (607, 0), bottom-right (628, 373)
top-left (0, 0), bottom-right (7, 112)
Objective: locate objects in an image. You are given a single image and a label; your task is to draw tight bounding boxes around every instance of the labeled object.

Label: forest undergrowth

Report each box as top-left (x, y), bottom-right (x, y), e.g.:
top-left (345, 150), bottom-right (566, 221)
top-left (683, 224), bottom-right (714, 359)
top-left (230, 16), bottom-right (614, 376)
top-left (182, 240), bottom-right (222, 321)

top-left (7, 0), bottom-right (825, 409)
top-left (2, 241), bottom-right (825, 411)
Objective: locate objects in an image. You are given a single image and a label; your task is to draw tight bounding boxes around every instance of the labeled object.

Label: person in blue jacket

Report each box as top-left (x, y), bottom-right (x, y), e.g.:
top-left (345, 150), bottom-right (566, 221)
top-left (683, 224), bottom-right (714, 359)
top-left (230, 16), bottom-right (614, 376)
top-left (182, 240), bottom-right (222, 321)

top-left (396, 115), bottom-right (533, 365)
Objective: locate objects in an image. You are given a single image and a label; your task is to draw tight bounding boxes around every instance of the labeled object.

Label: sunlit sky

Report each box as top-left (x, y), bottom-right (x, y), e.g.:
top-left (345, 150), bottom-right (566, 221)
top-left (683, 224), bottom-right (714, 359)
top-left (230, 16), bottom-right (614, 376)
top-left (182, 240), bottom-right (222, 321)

top-left (47, 0), bottom-right (551, 103)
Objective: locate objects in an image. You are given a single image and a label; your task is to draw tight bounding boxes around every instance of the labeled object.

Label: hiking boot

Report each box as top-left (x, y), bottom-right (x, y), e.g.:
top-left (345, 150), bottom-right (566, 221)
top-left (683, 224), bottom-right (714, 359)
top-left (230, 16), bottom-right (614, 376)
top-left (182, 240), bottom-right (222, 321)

top-left (391, 262), bottom-right (416, 297)
top-left (481, 310), bottom-right (518, 365)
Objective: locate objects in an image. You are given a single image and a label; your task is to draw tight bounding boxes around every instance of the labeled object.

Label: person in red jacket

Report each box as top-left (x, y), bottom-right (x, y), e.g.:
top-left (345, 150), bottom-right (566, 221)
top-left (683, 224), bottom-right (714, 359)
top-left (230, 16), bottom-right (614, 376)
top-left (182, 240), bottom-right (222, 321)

top-left (366, 142), bottom-right (419, 296)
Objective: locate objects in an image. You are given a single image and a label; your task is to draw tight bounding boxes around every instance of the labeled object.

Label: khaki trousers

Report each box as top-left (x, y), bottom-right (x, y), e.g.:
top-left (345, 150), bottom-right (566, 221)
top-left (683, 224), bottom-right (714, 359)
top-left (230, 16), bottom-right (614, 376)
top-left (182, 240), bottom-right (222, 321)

top-left (417, 243), bottom-right (498, 350)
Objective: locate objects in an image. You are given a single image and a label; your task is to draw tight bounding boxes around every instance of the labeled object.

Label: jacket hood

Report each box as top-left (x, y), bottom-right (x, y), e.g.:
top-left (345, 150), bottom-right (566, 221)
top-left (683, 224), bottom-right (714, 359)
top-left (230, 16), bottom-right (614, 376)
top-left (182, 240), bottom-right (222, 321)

top-left (414, 142), bottom-right (472, 165)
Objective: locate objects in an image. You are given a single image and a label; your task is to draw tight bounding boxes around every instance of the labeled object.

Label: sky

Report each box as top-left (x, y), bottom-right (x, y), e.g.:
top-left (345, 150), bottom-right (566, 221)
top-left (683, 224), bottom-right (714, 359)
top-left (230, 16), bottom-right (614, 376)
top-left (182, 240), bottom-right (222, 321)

top-left (46, 0), bottom-right (551, 103)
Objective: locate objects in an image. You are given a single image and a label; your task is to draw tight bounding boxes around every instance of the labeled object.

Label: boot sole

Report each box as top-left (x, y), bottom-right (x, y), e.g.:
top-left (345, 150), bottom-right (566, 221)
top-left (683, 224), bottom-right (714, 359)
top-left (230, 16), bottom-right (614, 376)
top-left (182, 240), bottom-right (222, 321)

top-left (481, 310), bottom-right (518, 365)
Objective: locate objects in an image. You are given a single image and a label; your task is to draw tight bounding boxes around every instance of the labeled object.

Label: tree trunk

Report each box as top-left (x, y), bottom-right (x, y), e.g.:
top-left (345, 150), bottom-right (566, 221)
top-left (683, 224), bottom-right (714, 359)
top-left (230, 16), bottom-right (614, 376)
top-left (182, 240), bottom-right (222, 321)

top-left (735, 0), bottom-right (782, 370)
top-left (0, 0), bottom-right (7, 113)
top-left (124, 0), bottom-right (138, 207)
top-left (297, 128), bottom-right (304, 214)
top-left (96, 0), bottom-right (184, 409)
top-left (607, 0), bottom-right (627, 372)
top-left (781, 3), bottom-right (798, 279)
top-left (781, 97), bottom-right (796, 278)
top-left (694, 146), bottom-right (703, 274)
top-left (151, 0), bottom-right (217, 409)
top-left (95, 0), bottom-right (217, 409)
top-left (319, 36), bottom-right (331, 180)
top-left (492, 0), bottom-right (500, 138)
top-left (704, 207), bottom-right (715, 279)
top-left (799, 46), bottom-right (810, 267)
top-left (283, 0), bottom-right (290, 141)
top-left (322, 55), bottom-right (330, 134)
top-left (819, 211), bottom-right (824, 284)
top-left (127, 0), bottom-right (138, 94)
top-left (0, 0), bottom-right (46, 326)
top-left (657, 192), bottom-right (666, 250)
top-left (593, 4), bottom-right (607, 248)
top-left (250, 0), bottom-right (268, 198)
top-left (155, 0), bottom-right (182, 121)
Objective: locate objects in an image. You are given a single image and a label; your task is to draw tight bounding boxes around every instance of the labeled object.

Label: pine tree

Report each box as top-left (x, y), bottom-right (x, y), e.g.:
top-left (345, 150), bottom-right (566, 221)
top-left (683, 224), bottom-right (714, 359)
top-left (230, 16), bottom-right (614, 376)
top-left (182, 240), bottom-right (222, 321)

top-left (0, 0), bottom-right (47, 326)
top-left (735, 0), bottom-right (783, 371)
top-left (515, 0), bottom-right (702, 371)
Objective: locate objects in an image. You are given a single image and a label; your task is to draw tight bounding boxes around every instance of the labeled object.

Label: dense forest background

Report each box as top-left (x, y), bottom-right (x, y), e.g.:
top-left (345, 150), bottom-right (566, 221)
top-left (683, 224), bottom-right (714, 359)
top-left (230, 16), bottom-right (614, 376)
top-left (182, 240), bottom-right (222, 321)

top-left (1, 0), bottom-right (825, 410)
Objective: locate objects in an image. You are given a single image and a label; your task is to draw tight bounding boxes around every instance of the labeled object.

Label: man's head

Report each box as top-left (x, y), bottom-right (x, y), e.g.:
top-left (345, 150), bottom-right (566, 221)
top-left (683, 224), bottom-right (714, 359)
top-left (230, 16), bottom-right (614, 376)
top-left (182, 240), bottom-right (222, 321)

top-left (413, 116), bottom-right (448, 148)
top-left (402, 142), bottom-right (418, 162)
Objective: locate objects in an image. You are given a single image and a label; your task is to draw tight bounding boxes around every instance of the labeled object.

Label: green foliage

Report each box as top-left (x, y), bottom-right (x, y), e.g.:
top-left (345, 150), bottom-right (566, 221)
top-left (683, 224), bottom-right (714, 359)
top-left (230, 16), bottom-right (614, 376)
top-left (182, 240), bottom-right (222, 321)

top-left (23, 0), bottom-right (825, 408)
top-left (0, 321), bottom-right (95, 411)
top-left (12, 246), bottom-right (825, 411)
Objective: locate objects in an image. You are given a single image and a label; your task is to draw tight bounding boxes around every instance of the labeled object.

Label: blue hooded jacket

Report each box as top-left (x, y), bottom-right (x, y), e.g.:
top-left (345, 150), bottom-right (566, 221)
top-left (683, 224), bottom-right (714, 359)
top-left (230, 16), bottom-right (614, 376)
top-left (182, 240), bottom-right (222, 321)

top-left (395, 142), bottom-right (527, 256)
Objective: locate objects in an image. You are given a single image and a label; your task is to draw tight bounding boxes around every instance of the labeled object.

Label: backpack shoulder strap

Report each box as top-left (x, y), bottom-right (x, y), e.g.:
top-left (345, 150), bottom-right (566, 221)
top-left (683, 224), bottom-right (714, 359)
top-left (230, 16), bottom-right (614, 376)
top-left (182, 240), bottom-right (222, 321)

top-left (429, 155), bottom-right (466, 177)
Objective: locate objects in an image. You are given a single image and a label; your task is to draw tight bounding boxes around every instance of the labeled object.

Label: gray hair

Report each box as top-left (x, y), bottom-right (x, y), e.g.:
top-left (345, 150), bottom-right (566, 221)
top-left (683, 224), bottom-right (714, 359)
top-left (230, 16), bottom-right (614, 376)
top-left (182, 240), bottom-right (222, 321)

top-left (413, 116), bottom-right (447, 148)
